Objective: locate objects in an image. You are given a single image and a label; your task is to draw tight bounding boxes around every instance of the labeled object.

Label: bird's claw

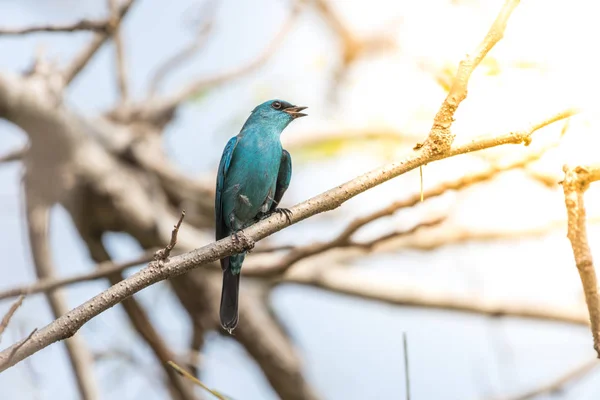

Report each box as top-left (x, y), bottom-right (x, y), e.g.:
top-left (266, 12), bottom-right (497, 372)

top-left (231, 231), bottom-right (255, 252)
top-left (274, 208), bottom-right (293, 224)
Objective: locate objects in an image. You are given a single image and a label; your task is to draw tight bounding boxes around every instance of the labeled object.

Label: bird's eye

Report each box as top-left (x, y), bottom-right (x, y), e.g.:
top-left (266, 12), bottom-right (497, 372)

top-left (272, 101), bottom-right (282, 110)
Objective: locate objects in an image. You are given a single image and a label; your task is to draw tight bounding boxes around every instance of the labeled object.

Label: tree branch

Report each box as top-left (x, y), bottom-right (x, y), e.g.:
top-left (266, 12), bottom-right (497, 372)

top-left (148, 2), bottom-right (216, 95)
top-left (281, 266), bottom-right (591, 327)
top-left (0, 107), bottom-right (577, 371)
top-left (0, 296), bottom-right (25, 343)
top-left (0, 250), bottom-right (158, 301)
top-left (109, 0), bottom-right (129, 102)
top-left (63, 0), bottom-right (135, 85)
top-left (245, 136), bottom-right (557, 277)
top-left (23, 197), bottom-right (99, 400)
top-left (0, 20), bottom-right (110, 35)
top-left (562, 163), bottom-right (600, 357)
top-left (491, 358), bottom-right (599, 400)
top-left (81, 228), bottom-right (197, 400)
top-left (0, 146), bottom-right (27, 164)
top-left (422, 0), bottom-right (520, 154)
top-left (135, 0), bottom-right (303, 119)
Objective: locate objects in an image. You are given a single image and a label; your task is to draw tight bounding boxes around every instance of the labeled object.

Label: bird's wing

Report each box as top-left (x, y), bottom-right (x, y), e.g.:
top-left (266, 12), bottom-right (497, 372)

top-left (270, 149), bottom-right (292, 212)
top-left (215, 136), bottom-right (238, 240)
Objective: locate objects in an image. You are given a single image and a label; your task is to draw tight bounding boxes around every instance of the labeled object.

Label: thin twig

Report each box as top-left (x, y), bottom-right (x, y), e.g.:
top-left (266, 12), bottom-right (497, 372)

top-left (7, 329), bottom-right (37, 365)
top-left (63, 0), bottom-right (135, 85)
top-left (562, 163), bottom-right (600, 357)
top-left (109, 0), bottom-right (129, 102)
top-left (167, 361), bottom-right (228, 400)
top-left (281, 268), bottom-right (591, 326)
top-left (0, 296), bottom-right (25, 343)
top-left (0, 250), bottom-right (158, 301)
top-left (0, 146), bottom-right (28, 164)
top-left (23, 198), bottom-right (98, 399)
top-left (151, 0), bottom-right (303, 113)
top-left (491, 358), bottom-right (599, 400)
top-left (148, 1), bottom-right (216, 95)
top-left (0, 20), bottom-right (109, 35)
top-left (403, 332), bottom-right (411, 400)
top-left (423, 0), bottom-right (520, 154)
top-left (154, 210), bottom-right (186, 261)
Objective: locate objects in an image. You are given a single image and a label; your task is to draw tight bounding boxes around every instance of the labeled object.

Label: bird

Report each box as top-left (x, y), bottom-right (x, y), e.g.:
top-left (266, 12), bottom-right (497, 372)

top-left (215, 99), bottom-right (307, 332)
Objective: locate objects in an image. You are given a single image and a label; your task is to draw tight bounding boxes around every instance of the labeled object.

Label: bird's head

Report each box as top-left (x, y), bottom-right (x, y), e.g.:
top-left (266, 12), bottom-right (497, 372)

top-left (249, 99), bottom-right (307, 131)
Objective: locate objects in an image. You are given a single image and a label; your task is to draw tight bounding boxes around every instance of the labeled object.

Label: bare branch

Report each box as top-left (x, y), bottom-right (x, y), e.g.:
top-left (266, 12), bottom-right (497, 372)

top-left (245, 217), bottom-right (444, 277)
top-left (0, 296), bottom-right (25, 343)
top-left (63, 0), bottom-right (136, 85)
top-left (0, 146), bottom-right (27, 164)
top-left (154, 210), bottom-right (186, 261)
top-left (82, 235), bottom-right (197, 400)
top-left (146, 0), bottom-right (303, 114)
top-left (148, 2), bottom-right (216, 95)
top-left (422, 0), bottom-right (520, 154)
top-left (23, 198), bottom-right (99, 399)
top-left (0, 20), bottom-right (109, 35)
top-left (0, 250), bottom-right (158, 301)
top-left (109, 0), bottom-right (129, 102)
top-left (245, 133), bottom-right (561, 277)
top-left (282, 267), bottom-right (591, 326)
top-left (562, 163), bottom-right (600, 357)
top-left (167, 361), bottom-right (227, 400)
top-left (0, 108), bottom-right (577, 371)
top-left (491, 358), bottom-right (599, 400)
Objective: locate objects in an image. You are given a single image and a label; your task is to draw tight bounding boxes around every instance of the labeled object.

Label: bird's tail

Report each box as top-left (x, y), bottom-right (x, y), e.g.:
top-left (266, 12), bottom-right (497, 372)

top-left (219, 253), bottom-right (245, 331)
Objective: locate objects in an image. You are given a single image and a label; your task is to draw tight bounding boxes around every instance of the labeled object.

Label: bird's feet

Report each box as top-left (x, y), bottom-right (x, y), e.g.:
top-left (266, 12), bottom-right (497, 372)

top-left (274, 207), bottom-right (293, 224)
top-left (257, 208), bottom-right (293, 224)
top-left (231, 230), bottom-right (255, 253)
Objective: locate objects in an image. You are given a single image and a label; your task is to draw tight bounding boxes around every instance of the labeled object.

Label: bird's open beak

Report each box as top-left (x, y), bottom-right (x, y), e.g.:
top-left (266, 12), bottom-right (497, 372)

top-left (283, 105), bottom-right (308, 119)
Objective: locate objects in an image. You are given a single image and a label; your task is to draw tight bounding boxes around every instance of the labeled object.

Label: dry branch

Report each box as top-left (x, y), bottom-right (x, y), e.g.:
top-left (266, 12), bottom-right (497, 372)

top-left (63, 0), bottom-right (135, 85)
top-left (142, 0), bottom-right (303, 116)
top-left (423, 0), bottom-right (520, 154)
top-left (562, 163), bottom-right (600, 357)
top-left (245, 217), bottom-right (445, 277)
top-left (0, 296), bottom-right (25, 343)
top-left (109, 0), bottom-right (129, 102)
top-left (281, 267), bottom-right (591, 326)
top-left (491, 358), bottom-right (599, 400)
top-left (0, 146), bottom-right (27, 164)
top-left (23, 197), bottom-right (99, 400)
top-left (148, 2), bottom-right (215, 95)
top-left (0, 20), bottom-right (109, 35)
top-left (247, 135), bottom-right (558, 277)
top-left (0, 108), bottom-right (577, 371)
top-left (0, 250), bottom-right (157, 301)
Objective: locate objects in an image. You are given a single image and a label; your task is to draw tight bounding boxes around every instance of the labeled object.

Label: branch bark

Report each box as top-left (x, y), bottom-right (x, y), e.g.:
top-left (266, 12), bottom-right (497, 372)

top-left (0, 20), bottom-right (110, 35)
top-left (422, 0), bottom-right (520, 154)
top-left (63, 0), bottom-right (135, 85)
top-left (0, 107), bottom-right (577, 371)
top-left (562, 163), bottom-right (600, 357)
top-left (81, 232), bottom-right (197, 400)
top-left (0, 296), bottom-right (25, 343)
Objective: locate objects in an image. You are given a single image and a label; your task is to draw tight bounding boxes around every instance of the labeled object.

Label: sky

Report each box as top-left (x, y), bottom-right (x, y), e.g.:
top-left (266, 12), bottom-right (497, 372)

top-left (1, 0), bottom-right (600, 399)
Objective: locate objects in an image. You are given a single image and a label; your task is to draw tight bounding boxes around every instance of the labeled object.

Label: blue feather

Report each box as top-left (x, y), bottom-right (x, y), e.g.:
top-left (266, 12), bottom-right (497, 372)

top-left (214, 99), bottom-right (307, 331)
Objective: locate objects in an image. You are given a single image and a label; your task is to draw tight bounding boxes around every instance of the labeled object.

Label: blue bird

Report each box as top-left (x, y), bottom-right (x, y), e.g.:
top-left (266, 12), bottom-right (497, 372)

top-left (215, 99), bottom-right (307, 331)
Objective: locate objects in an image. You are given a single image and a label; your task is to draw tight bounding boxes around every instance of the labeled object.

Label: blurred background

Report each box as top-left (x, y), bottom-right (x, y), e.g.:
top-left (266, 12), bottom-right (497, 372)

top-left (1, 0), bottom-right (600, 399)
